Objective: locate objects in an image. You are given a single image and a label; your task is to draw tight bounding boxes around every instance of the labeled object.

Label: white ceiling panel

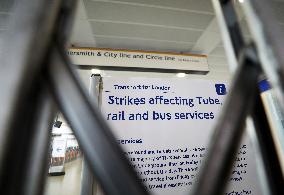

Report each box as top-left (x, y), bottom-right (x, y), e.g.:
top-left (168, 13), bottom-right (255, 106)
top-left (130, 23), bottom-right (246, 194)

top-left (70, 0), bottom-right (96, 47)
top-left (94, 35), bottom-right (195, 52)
top-left (70, 20), bottom-right (96, 46)
top-left (209, 64), bottom-right (229, 72)
top-left (205, 70), bottom-right (231, 81)
top-left (191, 18), bottom-right (221, 54)
top-left (84, 0), bottom-right (214, 30)
top-left (95, 0), bottom-right (214, 14)
top-left (210, 46), bottom-right (225, 57)
top-left (208, 56), bottom-right (228, 66)
top-left (90, 21), bottom-right (202, 43)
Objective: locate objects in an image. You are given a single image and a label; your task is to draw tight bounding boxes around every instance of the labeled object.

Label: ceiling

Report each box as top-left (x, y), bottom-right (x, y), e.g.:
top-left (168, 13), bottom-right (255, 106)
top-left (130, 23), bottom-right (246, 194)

top-left (70, 0), bottom-right (284, 80)
top-left (70, 0), bottom-right (230, 78)
top-left (2, 0), bottom-right (284, 80)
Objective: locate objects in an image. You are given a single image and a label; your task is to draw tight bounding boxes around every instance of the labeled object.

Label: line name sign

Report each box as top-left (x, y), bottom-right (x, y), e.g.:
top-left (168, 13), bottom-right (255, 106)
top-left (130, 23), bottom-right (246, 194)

top-left (67, 48), bottom-right (209, 74)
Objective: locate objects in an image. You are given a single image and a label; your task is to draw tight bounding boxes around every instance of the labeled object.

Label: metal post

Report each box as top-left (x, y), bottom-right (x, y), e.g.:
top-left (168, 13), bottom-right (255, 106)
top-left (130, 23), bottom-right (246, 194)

top-left (211, 0), bottom-right (244, 72)
top-left (0, 77), bottom-right (55, 195)
top-left (242, 0), bottom-right (284, 111)
top-left (241, 0), bottom-right (284, 175)
top-left (0, 0), bottom-right (62, 194)
top-left (245, 117), bottom-right (271, 195)
top-left (80, 74), bottom-right (102, 195)
top-left (193, 1), bottom-right (284, 195)
top-left (250, 94), bottom-right (284, 194)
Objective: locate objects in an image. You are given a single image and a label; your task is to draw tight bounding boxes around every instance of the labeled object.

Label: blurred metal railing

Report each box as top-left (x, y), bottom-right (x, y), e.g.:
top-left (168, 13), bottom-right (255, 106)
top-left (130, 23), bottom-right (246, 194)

top-left (192, 1), bottom-right (284, 195)
top-left (0, 0), bottom-right (283, 195)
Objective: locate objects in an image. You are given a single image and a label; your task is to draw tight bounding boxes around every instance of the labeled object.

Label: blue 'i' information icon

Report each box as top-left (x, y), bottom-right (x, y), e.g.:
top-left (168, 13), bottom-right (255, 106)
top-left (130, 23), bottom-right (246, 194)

top-left (215, 84), bottom-right (227, 95)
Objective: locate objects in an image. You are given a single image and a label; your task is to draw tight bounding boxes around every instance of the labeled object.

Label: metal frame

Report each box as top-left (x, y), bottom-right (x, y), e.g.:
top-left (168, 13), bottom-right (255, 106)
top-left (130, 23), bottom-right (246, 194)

top-left (80, 74), bottom-right (102, 195)
top-left (0, 0), bottom-right (283, 195)
top-left (192, 1), bottom-right (284, 195)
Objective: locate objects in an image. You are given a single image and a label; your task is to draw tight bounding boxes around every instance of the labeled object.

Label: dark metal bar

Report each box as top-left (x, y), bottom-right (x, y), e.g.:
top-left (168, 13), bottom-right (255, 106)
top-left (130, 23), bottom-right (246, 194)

top-left (242, 0), bottom-right (284, 109)
top-left (242, 0), bottom-right (284, 175)
top-left (221, 0), bottom-right (245, 56)
top-left (80, 157), bottom-right (95, 195)
top-left (0, 79), bottom-right (55, 195)
top-left (55, 0), bottom-right (78, 44)
top-left (250, 94), bottom-right (284, 194)
top-left (0, 0), bottom-right (64, 194)
top-left (245, 117), bottom-right (271, 195)
top-left (46, 46), bottom-right (149, 195)
top-left (21, 89), bottom-right (55, 195)
top-left (211, 0), bottom-right (243, 71)
top-left (205, 1), bottom-right (284, 195)
top-left (192, 49), bottom-right (261, 195)
top-left (0, 0), bottom-right (62, 156)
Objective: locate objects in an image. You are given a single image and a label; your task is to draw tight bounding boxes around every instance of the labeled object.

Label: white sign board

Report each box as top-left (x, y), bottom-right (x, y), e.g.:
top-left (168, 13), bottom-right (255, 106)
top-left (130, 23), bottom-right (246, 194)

top-left (52, 139), bottom-right (67, 158)
top-left (101, 77), bottom-right (261, 195)
top-left (68, 48), bottom-right (209, 73)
